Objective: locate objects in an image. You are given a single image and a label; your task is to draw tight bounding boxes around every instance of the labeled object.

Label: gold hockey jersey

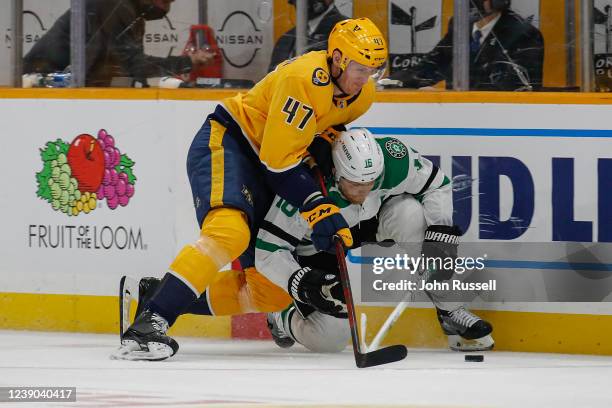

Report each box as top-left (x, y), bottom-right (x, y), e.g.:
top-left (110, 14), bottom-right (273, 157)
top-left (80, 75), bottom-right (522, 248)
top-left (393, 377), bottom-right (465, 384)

top-left (222, 50), bottom-right (376, 173)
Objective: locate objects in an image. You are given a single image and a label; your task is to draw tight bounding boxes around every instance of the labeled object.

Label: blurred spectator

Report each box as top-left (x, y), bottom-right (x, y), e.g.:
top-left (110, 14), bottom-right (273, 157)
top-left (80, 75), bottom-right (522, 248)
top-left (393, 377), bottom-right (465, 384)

top-left (268, 0), bottom-right (348, 72)
top-left (389, 0), bottom-right (544, 91)
top-left (23, 0), bottom-right (214, 87)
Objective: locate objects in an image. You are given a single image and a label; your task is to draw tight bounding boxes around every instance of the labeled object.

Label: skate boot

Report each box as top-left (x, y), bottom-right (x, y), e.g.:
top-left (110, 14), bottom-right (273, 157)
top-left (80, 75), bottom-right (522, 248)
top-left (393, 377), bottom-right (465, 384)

top-left (119, 276), bottom-right (162, 338)
top-left (437, 307), bottom-right (494, 351)
top-left (267, 306), bottom-right (296, 349)
top-left (111, 309), bottom-right (179, 361)
top-left (134, 277), bottom-right (161, 318)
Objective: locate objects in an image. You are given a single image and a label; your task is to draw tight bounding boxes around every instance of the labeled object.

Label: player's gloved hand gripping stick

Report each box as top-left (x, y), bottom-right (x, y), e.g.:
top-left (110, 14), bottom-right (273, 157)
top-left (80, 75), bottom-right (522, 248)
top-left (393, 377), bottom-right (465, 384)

top-left (313, 167), bottom-right (407, 368)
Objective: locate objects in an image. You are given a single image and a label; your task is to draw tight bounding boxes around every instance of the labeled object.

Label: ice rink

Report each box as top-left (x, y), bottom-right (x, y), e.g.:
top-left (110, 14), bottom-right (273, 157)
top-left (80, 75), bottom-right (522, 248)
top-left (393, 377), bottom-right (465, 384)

top-left (1, 330), bottom-right (611, 407)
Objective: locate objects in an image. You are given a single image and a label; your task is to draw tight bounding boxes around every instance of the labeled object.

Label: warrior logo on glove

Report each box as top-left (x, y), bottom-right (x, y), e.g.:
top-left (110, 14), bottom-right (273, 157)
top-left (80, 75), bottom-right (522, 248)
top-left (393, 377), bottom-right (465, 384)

top-left (288, 266), bottom-right (347, 318)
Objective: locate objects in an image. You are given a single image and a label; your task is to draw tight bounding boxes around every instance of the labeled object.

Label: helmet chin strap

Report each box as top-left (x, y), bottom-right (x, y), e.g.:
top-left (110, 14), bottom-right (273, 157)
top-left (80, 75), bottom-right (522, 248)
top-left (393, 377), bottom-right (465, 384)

top-left (331, 75), bottom-right (350, 98)
top-left (329, 59), bottom-right (350, 97)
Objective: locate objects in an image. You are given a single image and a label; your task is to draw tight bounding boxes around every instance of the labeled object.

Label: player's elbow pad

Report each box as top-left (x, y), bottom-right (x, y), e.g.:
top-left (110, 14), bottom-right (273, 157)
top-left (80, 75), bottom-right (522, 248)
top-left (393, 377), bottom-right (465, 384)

top-left (265, 163), bottom-right (320, 208)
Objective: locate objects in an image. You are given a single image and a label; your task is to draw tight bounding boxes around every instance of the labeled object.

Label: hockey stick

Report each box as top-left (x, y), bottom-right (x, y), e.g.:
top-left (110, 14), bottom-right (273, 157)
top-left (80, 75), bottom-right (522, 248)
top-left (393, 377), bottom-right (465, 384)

top-left (368, 291), bottom-right (413, 351)
top-left (119, 275), bottom-right (139, 338)
top-left (314, 168), bottom-right (407, 368)
top-left (360, 313), bottom-right (368, 351)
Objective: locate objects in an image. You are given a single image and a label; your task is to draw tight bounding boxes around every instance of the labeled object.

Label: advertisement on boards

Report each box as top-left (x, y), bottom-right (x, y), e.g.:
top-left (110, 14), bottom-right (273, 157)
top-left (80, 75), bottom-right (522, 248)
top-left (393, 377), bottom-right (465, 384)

top-left (1, 97), bottom-right (611, 314)
top-left (350, 101), bottom-right (612, 310)
top-left (0, 99), bottom-right (211, 296)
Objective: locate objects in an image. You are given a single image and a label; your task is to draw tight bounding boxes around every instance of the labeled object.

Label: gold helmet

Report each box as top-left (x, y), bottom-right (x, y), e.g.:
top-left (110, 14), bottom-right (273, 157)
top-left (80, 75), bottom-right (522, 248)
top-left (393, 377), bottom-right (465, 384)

top-left (327, 18), bottom-right (387, 72)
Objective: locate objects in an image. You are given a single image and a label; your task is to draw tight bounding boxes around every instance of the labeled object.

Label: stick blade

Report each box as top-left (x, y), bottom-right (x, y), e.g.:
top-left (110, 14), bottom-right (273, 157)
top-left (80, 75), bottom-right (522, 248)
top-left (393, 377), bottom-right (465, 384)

top-left (119, 275), bottom-right (138, 339)
top-left (356, 344), bottom-right (407, 368)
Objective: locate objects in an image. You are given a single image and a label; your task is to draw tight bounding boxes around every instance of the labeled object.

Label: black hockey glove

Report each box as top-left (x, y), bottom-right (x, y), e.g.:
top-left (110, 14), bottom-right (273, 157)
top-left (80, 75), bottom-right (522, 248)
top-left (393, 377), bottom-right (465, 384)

top-left (422, 225), bottom-right (462, 281)
top-left (307, 125), bottom-right (345, 178)
top-left (288, 267), bottom-right (347, 318)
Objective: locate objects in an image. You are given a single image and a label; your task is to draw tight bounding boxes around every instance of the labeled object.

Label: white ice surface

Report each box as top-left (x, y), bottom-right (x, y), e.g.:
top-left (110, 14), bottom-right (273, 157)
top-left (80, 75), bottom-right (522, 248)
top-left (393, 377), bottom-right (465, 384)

top-left (1, 330), bottom-right (611, 407)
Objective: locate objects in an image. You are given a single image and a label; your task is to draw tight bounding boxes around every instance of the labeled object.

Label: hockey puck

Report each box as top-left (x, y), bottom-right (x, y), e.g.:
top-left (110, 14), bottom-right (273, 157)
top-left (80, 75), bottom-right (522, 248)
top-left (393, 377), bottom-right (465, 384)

top-left (465, 354), bottom-right (484, 362)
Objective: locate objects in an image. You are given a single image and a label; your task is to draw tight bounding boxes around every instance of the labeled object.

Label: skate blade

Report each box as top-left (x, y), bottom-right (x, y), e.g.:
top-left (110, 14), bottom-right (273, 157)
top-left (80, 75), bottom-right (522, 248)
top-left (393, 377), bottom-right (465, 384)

top-left (110, 340), bottom-right (173, 361)
top-left (448, 334), bottom-right (495, 352)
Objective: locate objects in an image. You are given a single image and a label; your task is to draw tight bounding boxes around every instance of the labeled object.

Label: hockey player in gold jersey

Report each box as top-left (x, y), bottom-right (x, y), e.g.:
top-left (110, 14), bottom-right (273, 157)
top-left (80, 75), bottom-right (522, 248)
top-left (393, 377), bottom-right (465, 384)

top-left (113, 18), bottom-right (388, 360)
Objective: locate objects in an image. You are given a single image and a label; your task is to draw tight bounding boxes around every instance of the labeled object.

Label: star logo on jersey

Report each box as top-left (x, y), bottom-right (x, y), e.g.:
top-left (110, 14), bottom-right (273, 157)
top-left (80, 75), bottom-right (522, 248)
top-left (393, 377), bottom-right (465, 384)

top-left (312, 68), bottom-right (330, 86)
top-left (385, 139), bottom-right (407, 159)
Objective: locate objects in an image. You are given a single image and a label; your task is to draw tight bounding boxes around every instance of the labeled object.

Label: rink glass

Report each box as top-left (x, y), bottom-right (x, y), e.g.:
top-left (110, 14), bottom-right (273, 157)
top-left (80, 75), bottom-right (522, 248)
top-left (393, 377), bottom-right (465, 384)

top-left (0, 0), bottom-right (603, 91)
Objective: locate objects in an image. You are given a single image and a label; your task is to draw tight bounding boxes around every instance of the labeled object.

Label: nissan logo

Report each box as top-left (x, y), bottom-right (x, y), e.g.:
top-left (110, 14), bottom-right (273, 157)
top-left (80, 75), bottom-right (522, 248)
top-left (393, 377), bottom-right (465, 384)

top-left (216, 11), bottom-right (264, 68)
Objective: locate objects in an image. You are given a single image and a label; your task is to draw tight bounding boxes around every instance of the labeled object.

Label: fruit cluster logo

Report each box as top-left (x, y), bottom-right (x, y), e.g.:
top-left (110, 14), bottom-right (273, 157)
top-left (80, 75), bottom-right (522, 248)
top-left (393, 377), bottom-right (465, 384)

top-left (36, 129), bottom-right (136, 216)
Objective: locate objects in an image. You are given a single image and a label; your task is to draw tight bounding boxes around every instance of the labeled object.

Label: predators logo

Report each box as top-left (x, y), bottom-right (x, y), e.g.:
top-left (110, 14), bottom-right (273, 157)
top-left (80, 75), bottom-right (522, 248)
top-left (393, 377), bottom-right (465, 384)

top-left (241, 184), bottom-right (254, 207)
top-left (312, 68), bottom-right (330, 86)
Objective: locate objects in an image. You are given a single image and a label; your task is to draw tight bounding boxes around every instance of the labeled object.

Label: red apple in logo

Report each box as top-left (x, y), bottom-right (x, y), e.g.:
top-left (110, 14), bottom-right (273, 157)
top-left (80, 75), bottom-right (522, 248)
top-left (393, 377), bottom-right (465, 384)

top-left (67, 134), bottom-right (105, 192)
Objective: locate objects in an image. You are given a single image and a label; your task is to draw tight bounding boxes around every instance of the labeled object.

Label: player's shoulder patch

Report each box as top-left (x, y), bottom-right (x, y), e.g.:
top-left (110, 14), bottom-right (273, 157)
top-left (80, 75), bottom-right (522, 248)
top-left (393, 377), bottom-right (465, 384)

top-left (384, 138), bottom-right (408, 159)
top-left (312, 67), bottom-right (330, 86)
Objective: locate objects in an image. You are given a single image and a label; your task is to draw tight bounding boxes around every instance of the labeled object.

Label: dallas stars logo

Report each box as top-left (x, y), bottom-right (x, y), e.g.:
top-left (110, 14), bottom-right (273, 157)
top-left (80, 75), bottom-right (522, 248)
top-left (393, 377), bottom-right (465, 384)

top-left (384, 139), bottom-right (407, 159)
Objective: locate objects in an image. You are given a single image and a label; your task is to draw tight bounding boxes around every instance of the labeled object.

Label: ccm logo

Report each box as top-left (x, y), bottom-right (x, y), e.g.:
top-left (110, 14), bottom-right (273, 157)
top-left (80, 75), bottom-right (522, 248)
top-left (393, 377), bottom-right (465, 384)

top-left (307, 207), bottom-right (332, 223)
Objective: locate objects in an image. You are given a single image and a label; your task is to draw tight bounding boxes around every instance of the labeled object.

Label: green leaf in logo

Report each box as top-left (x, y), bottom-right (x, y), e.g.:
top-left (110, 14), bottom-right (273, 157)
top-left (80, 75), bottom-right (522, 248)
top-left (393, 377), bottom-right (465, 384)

top-left (116, 153), bottom-right (137, 184)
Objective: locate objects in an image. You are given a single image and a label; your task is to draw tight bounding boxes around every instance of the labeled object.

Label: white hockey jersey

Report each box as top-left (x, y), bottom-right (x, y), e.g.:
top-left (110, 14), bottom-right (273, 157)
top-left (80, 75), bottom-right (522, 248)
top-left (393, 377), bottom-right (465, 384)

top-left (255, 137), bottom-right (452, 289)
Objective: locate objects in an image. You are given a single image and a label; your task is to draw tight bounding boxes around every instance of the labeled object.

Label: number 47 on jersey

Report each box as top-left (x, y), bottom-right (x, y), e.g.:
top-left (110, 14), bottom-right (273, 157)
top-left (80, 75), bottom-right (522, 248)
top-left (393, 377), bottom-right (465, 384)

top-left (282, 97), bottom-right (314, 131)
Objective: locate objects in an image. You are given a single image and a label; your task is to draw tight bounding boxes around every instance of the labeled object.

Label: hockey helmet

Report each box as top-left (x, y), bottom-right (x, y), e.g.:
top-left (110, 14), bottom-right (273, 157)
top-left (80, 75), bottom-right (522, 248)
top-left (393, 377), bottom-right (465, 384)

top-left (332, 128), bottom-right (384, 184)
top-left (327, 18), bottom-right (387, 73)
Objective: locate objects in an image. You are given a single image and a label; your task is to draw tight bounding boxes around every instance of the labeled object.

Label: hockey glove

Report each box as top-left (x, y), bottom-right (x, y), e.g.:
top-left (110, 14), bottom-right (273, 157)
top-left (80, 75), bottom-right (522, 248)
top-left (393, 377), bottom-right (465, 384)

top-left (422, 225), bottom-right (462, 281)
top-left (288, 267), bottom-right (347, 318)
top-left (300, 197), bottom-right (353, 252)
top-left (307, 125), bottom-right (345, 178)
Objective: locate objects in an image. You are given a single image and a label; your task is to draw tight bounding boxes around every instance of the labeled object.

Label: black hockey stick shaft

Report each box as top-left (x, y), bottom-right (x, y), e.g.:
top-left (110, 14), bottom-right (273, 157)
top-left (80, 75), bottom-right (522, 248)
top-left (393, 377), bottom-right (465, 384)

top-left (334, 237), bottom-right (364, 357)
top-left (313, 167), bottom-right (407, 368)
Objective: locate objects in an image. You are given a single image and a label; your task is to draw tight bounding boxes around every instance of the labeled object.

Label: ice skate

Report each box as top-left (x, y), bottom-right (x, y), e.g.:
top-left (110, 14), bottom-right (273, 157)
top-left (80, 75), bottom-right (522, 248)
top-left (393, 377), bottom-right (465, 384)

top-left (118, 276), bottom-right (161, 337)
top-left (437, 307), bottom-right (494, 351)
top-left (267, 306), bottom-right (296, 349)
top-left (111, 309), bottom-right (179, 361)
top-left (134, 277), bottom-right (161, 318)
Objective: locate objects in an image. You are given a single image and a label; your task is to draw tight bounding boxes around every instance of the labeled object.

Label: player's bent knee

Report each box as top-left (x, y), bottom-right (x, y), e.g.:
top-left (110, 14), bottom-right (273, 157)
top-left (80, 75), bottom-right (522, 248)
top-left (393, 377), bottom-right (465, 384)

top-left (377, 195), bottom-right (427, 242)
top-left (298, 313), bottom-right (350, 353)
top-left (172, 209), bottom-right (250, 294)
top-left (198, 208), bottom-right (251, 265)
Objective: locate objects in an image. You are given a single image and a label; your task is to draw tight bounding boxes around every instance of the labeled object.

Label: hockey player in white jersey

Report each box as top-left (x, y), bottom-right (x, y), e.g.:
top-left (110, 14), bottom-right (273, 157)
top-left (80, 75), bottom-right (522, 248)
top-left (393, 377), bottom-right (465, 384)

top-left (258, 128), bottom-right (494, 353)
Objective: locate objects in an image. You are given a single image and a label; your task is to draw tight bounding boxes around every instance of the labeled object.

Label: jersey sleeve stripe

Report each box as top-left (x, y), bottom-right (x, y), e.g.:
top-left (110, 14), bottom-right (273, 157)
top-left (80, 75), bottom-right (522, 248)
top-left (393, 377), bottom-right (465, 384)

top-left (255, 238), bottom-right (290, 252)
top-left (260, 220), bottom-right (302, 247)
top-left (415, 165), bottom-right (439, 196)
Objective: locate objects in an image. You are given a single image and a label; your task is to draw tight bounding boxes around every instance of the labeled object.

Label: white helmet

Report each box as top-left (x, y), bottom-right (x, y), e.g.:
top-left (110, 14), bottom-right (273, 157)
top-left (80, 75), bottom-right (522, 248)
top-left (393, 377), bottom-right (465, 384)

top-left (332, 128), bottom-right (384, 183)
